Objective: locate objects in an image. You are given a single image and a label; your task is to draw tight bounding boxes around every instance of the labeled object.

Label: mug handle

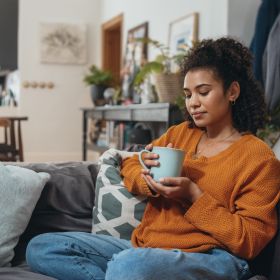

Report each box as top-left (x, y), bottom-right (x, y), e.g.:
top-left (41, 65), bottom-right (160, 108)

top-left (138, 149), bottom-right (151, 170)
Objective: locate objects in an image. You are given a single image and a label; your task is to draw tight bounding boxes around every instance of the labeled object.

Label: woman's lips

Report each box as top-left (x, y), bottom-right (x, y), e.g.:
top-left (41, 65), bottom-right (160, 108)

top-left (192, 112), bottom-right (205, 119)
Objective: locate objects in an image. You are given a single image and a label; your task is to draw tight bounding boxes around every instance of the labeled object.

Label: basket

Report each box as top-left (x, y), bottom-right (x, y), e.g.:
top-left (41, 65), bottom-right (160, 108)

top-left (153, 73), bottom-right (184, 103)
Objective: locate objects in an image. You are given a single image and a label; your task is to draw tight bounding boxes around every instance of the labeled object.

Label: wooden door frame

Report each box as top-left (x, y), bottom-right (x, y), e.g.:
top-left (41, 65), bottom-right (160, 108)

top-left (102, 13), bottom-right (123, 83)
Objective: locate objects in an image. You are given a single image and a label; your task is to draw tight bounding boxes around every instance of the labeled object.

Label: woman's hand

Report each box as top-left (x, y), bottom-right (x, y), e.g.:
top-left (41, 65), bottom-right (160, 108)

top-left (140, 143), bottom-right (173, 177)
top-left (141, 174), bottom-right (203, 205)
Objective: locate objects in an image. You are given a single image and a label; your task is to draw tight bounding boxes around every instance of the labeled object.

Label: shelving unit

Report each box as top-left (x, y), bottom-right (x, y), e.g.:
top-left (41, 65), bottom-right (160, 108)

top-left (81, 103), bottom-right (184, 160)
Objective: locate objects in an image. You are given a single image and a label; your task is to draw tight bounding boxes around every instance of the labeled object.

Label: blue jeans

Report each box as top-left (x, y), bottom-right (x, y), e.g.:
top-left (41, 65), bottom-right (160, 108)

top-left (26, 232), bottom-right (251, 280)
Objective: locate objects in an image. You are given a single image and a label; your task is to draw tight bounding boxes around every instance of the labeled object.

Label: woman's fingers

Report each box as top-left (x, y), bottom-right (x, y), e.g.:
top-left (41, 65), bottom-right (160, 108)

top-left (144, 159), bottom-right (159, 167)
top-left (144, 175), bottom-right (183, 198)
top-left (159, 177), bottom-right (180, 186)
top-left (142, 149), bottom-right (159, 167)
top-left (141, 169), bottom-right (150, 175)
top-left (143, 152), bottom-right (159, 160)
top-left (167, 143), bottom-right (173, 148)
top-left (145, 143), bottom-right (153, 151)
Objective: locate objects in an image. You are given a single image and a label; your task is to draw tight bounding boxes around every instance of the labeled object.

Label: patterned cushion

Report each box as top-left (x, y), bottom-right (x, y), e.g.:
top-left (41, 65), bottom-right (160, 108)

top-left (92, 149), bottom-right (147, 240)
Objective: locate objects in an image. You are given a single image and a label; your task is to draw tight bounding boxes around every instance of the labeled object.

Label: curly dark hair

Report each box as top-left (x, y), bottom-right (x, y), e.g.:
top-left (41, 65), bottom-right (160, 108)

top-left (180, 37), bottom-right (266, 135)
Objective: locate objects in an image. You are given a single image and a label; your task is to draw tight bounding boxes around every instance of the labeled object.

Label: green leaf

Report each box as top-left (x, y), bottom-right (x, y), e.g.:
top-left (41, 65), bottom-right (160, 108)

top-left (83, 65), bottom-right (113, 86)
top-left (133, 62), bottom-right (163, 86)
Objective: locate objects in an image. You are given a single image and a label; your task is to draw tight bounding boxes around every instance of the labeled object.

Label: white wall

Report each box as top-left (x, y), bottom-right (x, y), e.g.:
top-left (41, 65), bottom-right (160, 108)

top-left (16, 0), bottom-right (101, 162)
top-left (101, 0), bottom-right (229, 60)
top-left (100, 0), bottom-right (261, 63)
top-left (228, 0), bottom-right (261, 46)
top-left (4, 0), bottom-right (260, 162)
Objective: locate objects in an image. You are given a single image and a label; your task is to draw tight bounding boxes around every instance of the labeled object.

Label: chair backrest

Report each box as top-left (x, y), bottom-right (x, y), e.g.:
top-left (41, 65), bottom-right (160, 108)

top-left (0, 118), bottom-right (17, 161)
top-left (0, 118), bottom-right (10, 144)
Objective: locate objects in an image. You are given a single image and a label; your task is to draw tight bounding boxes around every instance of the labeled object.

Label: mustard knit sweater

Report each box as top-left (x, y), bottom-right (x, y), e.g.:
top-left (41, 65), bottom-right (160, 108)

top-left (121, 122), bottom-right (280, 260)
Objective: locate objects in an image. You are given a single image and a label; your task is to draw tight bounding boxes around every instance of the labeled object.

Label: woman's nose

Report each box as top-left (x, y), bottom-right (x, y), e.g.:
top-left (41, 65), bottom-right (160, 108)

top-left (188, 94), bottom-right (200, 107)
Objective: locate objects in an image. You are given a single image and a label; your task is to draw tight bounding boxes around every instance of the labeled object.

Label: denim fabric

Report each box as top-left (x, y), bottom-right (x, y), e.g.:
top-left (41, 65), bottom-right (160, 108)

top-left (26, 232), bottom-right (251, 280)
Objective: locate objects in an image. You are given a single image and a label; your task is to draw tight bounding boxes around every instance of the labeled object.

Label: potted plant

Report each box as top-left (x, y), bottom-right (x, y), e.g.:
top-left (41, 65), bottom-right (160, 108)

top-left (133, 38), bottom-right (187, 103)
top-left (257, 104), bottom-right (280, 147)
top-left (83, 65), bottom-right (113, 106)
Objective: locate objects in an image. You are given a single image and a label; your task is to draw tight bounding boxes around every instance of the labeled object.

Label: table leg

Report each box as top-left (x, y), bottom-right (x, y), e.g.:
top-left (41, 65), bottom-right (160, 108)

top-left (82, 111), bottom-right (88, 161)
top-left (18, 120), bottom-right (24, 161)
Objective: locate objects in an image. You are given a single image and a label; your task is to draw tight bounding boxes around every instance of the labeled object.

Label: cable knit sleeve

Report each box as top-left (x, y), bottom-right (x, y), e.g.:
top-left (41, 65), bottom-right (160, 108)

top-left (185, 157), bottom-right (280, 259)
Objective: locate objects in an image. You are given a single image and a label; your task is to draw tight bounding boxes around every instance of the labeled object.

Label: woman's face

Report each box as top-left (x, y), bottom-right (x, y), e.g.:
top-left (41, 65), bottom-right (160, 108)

top-left (183, 68), bottom-right (234, 128)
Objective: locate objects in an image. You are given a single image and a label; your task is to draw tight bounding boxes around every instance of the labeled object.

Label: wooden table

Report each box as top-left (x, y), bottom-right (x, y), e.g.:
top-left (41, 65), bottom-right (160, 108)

top-left (0, 116), bottom-right (28, 161)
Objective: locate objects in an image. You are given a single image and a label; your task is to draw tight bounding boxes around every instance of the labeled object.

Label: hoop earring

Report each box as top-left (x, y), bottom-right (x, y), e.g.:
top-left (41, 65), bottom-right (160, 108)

top-left (231, 100), bottom-right (236, 105)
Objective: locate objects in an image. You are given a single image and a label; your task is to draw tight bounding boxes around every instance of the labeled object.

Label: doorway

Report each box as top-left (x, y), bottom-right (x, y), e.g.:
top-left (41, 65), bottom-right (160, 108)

top-left (102, 14), bottom-right (123, 85)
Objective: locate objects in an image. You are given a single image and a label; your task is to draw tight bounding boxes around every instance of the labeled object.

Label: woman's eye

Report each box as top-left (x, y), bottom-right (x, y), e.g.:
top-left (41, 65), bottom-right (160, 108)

top-left (200, 91), bottom-right (209, 96)
top-left (185, 95), bottom-right (191, 99)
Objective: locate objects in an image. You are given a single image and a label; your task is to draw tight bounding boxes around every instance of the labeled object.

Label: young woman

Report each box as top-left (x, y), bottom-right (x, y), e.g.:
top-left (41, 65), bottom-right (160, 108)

top-left (26, 38), bottom-right (280, 280)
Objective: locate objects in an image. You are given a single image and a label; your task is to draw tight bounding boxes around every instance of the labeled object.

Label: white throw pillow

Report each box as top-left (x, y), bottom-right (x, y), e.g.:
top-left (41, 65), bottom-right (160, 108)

top-left (0, 164), bottom-right (50, 267)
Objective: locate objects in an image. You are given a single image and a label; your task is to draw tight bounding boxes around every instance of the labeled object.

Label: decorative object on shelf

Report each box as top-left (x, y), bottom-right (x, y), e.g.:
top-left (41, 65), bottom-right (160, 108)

top-left (40, 22), bottom-right (87, 65)
top-left (104, 87), bottom-right (116, 105)
top-left (133, 13), bottom-right (199, 104)
top-left (168, 12), bottom-right (199, 58)
top-left (121, 22), bottom-right (148, 103)
top-left (127, 122), bottom-right (152, 146)
top-left (133, 38), bottom-right (187, 103)
top-left (153, 73), bottom-right (184, 103)
top-left (257, 105), bottom-right (280, 148)
top-left (0, 70), bottom-right (20, 107)
top-left (140, 76), bottom-right (157, 104)
top-left (83, 65), bottom-right (113, 106)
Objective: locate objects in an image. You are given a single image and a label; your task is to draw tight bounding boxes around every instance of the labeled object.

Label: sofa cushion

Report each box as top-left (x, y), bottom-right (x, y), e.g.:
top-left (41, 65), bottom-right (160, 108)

top-left (92, 149), bottom-right (147, 240)
top-left (0, 264), bottom-right (56, 280)
top-left (247, 201), bottom-right (280, 279)
top-left (11, 162), bottom-right (99, 265)
top-left (0, 164), bottom-right (50, 267)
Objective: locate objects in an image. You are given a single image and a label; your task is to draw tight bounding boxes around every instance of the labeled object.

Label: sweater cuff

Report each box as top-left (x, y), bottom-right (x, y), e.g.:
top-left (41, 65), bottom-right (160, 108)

top-left (140, 176), bottom-right (160, 197)
top-left (129, 174), bottom-right (159, 197)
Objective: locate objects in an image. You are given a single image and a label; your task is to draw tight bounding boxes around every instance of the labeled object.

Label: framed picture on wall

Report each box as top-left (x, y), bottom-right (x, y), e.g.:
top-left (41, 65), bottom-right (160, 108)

top-left (40, 22), bottom-right (87, 65)
top-left (125, 22), bottom-right (149, 68)
top-left (168, 12), bottom-right (199, 56)
top-left (121, 22), bottom-right (148, 102)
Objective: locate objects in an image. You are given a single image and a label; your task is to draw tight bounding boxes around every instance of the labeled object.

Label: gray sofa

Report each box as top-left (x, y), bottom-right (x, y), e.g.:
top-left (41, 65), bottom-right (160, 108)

top-left (0, 160), bottom-right (279, 280)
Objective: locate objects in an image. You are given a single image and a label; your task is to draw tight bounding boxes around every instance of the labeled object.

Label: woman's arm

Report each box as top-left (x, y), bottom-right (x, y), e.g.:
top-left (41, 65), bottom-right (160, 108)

top-left (185, 157), bottom-right (280, 259)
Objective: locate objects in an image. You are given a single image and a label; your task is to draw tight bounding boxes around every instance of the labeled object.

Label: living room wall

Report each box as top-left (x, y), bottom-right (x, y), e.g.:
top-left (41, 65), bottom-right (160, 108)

top-left (101, 0), bottom-right (261, 60)
top-left (15, 0), bottom-right (101, 162)
top-left (0, 0), bottom-right (261, 162)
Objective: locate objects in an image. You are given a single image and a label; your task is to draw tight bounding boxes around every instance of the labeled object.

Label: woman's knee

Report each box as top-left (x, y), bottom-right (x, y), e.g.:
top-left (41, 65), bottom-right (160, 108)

top-left (26, 232), bottom-right (71, 271)
top-left (106, 248), bottom-right (156, 280)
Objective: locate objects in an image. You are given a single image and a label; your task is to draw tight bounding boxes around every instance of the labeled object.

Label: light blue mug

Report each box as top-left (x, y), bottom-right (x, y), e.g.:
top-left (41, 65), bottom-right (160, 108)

top-left (139, 146), bottom-right (185, 182)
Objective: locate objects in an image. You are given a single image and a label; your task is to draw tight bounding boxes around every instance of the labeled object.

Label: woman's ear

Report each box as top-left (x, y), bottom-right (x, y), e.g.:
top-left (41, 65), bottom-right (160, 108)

top-left (228, 81), bottom-right (240, 102)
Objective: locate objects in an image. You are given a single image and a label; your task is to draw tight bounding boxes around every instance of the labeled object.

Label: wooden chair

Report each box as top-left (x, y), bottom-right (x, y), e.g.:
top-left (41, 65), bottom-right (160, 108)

top-left (0, 118), bottom-right (20, 161)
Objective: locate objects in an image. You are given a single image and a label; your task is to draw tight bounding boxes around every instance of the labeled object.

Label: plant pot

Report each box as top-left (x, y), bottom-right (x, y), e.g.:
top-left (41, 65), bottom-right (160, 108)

top-left (90, 85), bottom-right (107, 106)
top-left (153, 73), bottom-right (184, 103)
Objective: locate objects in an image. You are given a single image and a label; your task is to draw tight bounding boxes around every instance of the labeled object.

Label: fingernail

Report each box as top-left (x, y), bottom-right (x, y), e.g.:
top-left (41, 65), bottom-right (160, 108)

top-left (159, 178), bottom-right (164, 183)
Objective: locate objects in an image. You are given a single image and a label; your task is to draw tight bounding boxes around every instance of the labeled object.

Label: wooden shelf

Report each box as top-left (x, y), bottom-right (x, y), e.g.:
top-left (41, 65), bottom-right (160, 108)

top-left (81, 103), bottom-right (183, 160)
